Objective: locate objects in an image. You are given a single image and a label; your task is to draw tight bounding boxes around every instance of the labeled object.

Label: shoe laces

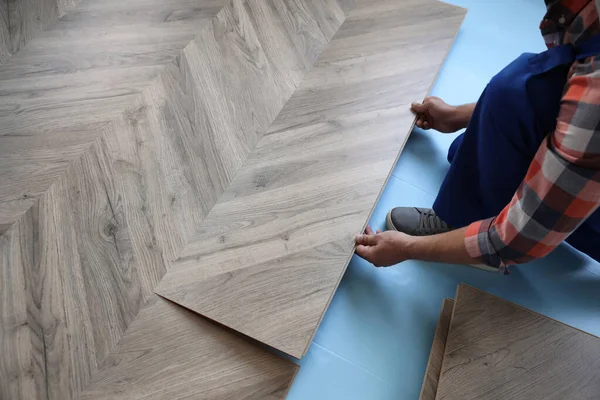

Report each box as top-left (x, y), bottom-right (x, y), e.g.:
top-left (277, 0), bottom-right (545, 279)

top-left (418, 208), bottom-right (450, 235)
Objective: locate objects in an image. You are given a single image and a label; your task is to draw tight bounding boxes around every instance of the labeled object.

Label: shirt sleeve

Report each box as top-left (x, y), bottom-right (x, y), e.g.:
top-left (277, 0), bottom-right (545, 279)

top-left (464, 57), bottom-right (600, 271)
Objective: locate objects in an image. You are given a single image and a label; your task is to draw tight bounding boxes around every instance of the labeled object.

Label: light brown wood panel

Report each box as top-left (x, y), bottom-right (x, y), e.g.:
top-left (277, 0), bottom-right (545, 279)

top-left (419, 298), bottom-right (453, 400)
top-left (0, 142), bottom-right (160, 400)
top-left (0, 0), bottom-right (226, 230)
top-left (99, 0), bottom-right (349, 272)
top-left (80, 296), bottom-right (298, 400)
top-left (5, 0), bottom-right (83, 58)
top-left (8, 0), bottom-right (62, 54)
top-left (1, 0), bottom-right (352, 398)
top-left (0, 1), bottom-right (9, 63)
top-left (437, 284), bottom-right (600, 400)
top-left (0, 169), bottom-right (97, 400)
top-left (157, 0), bottom-right (466, 358)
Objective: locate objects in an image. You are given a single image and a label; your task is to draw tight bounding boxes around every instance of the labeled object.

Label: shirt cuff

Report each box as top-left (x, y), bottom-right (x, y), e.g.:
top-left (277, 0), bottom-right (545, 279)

top-left (465, 218), bottom-right (509, 274)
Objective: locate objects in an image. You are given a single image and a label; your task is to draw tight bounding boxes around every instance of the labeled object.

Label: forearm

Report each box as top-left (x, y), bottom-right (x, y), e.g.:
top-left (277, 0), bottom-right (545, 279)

top-left (452, 103), bottom-right (476, 131)
top-left (404, 227), bottom-right (480, 265)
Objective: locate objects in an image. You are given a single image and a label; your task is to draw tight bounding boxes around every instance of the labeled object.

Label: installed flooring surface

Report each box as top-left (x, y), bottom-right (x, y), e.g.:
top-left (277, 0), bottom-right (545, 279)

top-left (437, 284), bottom-right (600, 400)
top-left (419, 299), bottom-right (453, 400)
top-left (0, 0), bottom-right (355, 399)
top-left (156, 0), bottom-right (466, 358)
top-left (0, 0), bottom-right (226, 234)
top-left (0, 2), bottom-right (9, 62)
top-left (4, 0), bottom-right (81, 60)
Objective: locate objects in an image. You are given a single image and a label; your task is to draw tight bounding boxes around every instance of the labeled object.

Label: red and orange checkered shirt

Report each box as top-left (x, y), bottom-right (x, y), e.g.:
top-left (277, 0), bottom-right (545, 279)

top-left (465, 0), bottom-right (600, 272)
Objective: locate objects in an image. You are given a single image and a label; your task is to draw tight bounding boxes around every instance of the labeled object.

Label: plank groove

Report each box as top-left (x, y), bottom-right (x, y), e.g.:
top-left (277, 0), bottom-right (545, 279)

top-left (157, 0), bottom-right (466, 358)
top-left (436, 285), bottom-right (600, 400)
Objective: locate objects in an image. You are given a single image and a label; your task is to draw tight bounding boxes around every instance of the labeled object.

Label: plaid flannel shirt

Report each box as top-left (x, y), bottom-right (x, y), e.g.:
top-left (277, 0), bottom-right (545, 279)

top-left (464, 0), bottom-right (600, 272)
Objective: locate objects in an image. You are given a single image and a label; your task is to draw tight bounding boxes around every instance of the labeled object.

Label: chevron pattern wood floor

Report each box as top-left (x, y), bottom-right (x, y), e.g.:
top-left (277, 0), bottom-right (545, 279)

top-left (1, 0), bottom-right (81, 62)
top-left (0, 2), bottom-right (8, 62)
top-left (0, 0), bottom-right (227, 234)
top-left (0, 0), bottom-right (354, 398)
top-left (0, 0), bottom-right (464, 398)
top-left (156, 0), bottom-right (466, 358)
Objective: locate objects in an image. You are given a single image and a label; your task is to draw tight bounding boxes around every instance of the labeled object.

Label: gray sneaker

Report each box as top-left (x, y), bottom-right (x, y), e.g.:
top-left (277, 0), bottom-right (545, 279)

top-left (386, 207), bottom-right (498, 272)
top-left (386, 207), bottom-right (452, 236)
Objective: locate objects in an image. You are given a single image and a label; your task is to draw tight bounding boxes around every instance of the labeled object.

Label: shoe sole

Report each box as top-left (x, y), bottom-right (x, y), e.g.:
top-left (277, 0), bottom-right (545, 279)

top-left (386, 210), bottom-right (398, 231)
top-left (386, 210), bottom-right (498, 273)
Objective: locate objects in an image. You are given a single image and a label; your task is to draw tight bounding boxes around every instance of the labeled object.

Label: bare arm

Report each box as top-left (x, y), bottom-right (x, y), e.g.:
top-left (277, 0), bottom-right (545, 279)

top-left (355, 226), bottom-right (481, 267)
top-left (404, 227), bottom-right (478, 265)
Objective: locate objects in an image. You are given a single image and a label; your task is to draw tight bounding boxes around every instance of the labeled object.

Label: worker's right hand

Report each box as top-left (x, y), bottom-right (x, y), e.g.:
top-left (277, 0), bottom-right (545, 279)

top-left (410, 96), bottom-right (465, 133)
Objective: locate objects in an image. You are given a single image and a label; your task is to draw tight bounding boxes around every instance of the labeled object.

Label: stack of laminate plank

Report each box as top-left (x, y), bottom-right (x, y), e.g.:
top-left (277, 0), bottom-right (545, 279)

top-left (419, 284), bottom-right (600, 400)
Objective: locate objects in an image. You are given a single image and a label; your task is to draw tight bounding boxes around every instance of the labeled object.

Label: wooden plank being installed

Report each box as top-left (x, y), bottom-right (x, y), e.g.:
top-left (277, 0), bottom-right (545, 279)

top-left (437, 285), bottom-right (600, 400)
top-left (0, 0), bottom-right (353, 398)
top-left (419, 298), bottom-right (454, 400)
top-left (156, 0), bottom-right (466, 358)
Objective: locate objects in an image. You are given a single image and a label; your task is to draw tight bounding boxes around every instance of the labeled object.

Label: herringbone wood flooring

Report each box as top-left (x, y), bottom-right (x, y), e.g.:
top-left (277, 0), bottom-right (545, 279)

top-left (0, 0), bottom-right (464, 398)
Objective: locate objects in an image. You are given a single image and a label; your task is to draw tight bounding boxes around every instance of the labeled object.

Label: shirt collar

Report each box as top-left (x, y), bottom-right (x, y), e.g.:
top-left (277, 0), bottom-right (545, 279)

top-left (541, 0), bottom-right (593, 47)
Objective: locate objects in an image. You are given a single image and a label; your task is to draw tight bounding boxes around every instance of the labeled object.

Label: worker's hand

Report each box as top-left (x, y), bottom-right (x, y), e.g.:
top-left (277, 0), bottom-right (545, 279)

top-left (411, 96), bottom-right (464, 133)
top-left (355, 226), bottom-right (413, 267)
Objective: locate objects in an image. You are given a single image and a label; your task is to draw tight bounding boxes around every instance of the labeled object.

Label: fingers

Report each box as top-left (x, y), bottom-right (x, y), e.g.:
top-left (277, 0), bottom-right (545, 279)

top-left (376, 230), bottom-right (382, 234)
top-left (410, 102), bottom-right (426, 114)
top-left (355, 233), bottom-right (377, 246)
top-left (355, 245), bottom-right (372, 261)
top-left (364, 226), bottom-right (375, 235)
top-left (416, 117), bottom-right (430, 128)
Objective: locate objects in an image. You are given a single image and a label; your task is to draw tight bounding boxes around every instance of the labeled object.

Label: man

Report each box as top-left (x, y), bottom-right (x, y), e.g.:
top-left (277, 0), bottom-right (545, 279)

top-left (355, 0), bottom-right (600, 273)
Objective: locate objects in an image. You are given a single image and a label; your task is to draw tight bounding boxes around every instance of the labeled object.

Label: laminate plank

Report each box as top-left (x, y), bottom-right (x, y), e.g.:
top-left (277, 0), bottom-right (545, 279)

top-left (0, 170), bottom-right (97, 400)
top-left (0, 1), bottom-right (9, 63)
top-left (436, 284), bottom-right (600, 400)
top-left (157, 0), bottom-right (466, 358)
top-left (6, 0), bottom-right (83, 57)
top-left (80, 296), bottom-right (298, 400)
top-left (8, 0), bottom-right (60, 54)
top-left (0, 0), bottom-right (226, 231)
top-left (0, 142), bottom-right (152, 400)
top-left (419, 298), bottom-right (454, 400)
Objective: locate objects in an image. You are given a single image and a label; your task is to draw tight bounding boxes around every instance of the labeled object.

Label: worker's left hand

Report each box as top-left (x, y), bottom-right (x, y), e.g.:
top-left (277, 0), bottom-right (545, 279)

top-left (355, 226), bottom-right (412, 267)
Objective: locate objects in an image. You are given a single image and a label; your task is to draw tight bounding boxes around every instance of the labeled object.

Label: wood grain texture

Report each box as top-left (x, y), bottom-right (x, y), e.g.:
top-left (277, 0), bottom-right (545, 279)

top-left (6, 0), bottom-right (81, 57)
top-left (419, 298), bottom-right (454, 400)
top-left (80, 296), bottom-right (298, 400)
top-left (0, 0), bottom-right (9, 63)
top-left (436, 284), bottom-right (600, 400)
top-left (157, 0), bottom-right (466, 358)
top-left (0, 144), bottom-right (144, 400)
top-left (1, 0), bottom-right (351, 398)
top-left (0, 0), bottom-right (226, 231)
